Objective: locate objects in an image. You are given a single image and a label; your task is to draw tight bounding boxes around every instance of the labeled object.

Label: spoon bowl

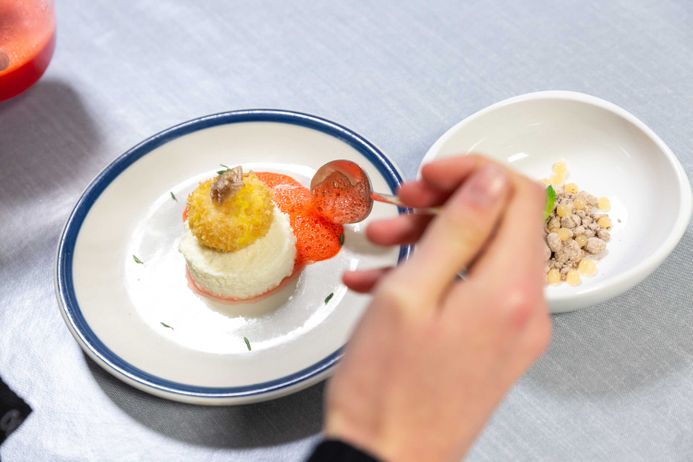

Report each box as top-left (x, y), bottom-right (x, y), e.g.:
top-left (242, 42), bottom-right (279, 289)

top-left (310, 159), bottom-right (374, 224)
top-left (311, 159), bottom-right (437, 224)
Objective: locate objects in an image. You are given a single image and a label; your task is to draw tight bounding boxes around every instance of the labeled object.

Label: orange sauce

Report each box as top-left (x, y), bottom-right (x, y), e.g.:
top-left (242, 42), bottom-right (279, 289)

top-left (255, 172), bottom-right (343, 265)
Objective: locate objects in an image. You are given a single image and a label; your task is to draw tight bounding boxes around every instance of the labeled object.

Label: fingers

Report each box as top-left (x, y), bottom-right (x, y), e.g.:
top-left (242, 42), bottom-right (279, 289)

top-left (396, 181), bottom-right (448, 208)
top-left (467, 175), bottom-right (546, 287)
top-left (420, 154), bottom-right (492, 191)
top-left (366, 214), bottom-right (433, 246)
top-left (368, 155), bottom-right (507, 247)
top-left (396, 155), bottom-right (489, 208)
top-left (432, 169), bottom-right (548, 369)
top-left (343, 268), bottom-right (391, 293)
top-left (343, 155), bottom-right (482, 295)
top-left (388, 164), bottom-right (511, 305)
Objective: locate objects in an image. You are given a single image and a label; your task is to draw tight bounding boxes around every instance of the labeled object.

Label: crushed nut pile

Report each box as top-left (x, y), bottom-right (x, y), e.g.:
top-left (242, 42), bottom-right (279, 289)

top-left (543, 162), bottom-right (613, 286)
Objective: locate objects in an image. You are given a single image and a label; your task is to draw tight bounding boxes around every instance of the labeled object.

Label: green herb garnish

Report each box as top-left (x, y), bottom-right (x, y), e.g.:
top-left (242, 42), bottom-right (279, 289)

top-left (324, 292), bottom-right (334, 304)
top-left (217, 164), bottom-right (231, 175)
top-left (544, 185), bottom-right (556, 221)
top-left (170, 191), bottom-right (177, 201)
top-left (243, 336), bottom-right (252, 351)
top-left (133, 255), bottom-right (144, 264)
top-left (160, 322), bottom-right (173, 330)
top-left (339, 233), bottom-right (345, 246)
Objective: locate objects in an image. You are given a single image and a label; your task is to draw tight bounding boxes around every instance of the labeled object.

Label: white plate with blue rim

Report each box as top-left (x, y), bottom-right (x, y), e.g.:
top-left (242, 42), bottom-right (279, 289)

top-left (56, 110), bottom-right (409, 405)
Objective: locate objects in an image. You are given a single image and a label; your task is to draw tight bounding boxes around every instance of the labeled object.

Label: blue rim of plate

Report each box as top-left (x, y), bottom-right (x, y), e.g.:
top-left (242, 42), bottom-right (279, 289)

top-left (56, 109), bottom-right (411, 400)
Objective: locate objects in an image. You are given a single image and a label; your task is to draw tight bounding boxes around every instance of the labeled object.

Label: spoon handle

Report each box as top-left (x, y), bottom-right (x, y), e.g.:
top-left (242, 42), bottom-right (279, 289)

top-left (371, 192), bottom-right (440, 215)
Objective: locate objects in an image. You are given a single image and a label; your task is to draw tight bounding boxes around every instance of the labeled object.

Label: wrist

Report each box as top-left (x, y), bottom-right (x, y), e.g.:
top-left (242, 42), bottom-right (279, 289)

top-left (308, 438), bottom-right (381, 462)
top-left (324, 412), bottom-right (391, 461)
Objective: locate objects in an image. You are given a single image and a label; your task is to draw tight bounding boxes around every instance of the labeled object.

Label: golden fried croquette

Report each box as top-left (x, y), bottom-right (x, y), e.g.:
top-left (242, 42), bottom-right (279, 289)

top-left (186, 172), bottom-right (274, 252)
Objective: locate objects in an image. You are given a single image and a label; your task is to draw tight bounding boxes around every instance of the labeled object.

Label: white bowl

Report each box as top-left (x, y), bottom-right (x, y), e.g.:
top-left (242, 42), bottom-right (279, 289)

top-left (422, 91), bottom-right (692, 313)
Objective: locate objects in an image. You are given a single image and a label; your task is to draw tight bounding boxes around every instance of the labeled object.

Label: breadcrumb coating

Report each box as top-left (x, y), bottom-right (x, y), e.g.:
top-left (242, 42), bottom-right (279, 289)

top-left (186, 172), bottom-right (274, 252)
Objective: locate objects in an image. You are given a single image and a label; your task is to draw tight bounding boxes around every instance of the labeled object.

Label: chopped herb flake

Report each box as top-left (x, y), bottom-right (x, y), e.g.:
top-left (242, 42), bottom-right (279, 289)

top-left (133, 255), bottom-right (144, 264)
top-left (160, 322), bottom-right (173, 329)
top-left (243, 336), bottom-right (252, 351)
top-left (544, 185), bottom-right (556, 221)
top-left (324, 292), bottom-right (334, 304)
top-left (339, 233), bottom-right (345, 246)
top-left (170, 191), bottom-right (177, 201)
top-left (217, 164), bottom-right (236, 175)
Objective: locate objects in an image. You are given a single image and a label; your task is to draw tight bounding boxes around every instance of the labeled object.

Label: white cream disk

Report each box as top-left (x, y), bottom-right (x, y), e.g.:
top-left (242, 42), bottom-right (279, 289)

top-left (179, 206), bottom-right (296, 299)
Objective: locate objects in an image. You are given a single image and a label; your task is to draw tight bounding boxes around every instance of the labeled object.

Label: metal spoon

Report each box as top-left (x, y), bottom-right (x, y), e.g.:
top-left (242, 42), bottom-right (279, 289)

top-left (310, 159), bottom-right (439, 224)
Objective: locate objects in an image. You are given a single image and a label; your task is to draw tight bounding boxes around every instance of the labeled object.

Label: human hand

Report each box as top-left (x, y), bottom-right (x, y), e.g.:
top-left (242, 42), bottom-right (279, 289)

top-left (324, 155), bottom-right (551, 461)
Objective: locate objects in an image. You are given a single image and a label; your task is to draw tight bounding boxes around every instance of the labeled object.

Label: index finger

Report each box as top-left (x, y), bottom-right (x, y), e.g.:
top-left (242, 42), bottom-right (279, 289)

top-left (384, 163), bottom-right (511, 308)
top-left (467, 175), bottom-right (546, 290)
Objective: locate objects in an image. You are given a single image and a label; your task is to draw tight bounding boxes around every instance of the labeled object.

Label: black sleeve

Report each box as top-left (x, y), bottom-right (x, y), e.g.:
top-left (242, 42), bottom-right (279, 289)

top-left (0, 377), bottom-right (32, 445)
top-left (307, 439), bottom-right (380, 462)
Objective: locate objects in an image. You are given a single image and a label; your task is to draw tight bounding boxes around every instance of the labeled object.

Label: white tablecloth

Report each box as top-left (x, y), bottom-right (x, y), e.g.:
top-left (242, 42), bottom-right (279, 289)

top-left (1, 1), bottom-right (692, 460)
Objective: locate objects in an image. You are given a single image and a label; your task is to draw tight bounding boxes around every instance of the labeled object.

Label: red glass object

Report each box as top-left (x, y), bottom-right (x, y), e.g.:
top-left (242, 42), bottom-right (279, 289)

top-left (0, 0), bottom-right (56, 102)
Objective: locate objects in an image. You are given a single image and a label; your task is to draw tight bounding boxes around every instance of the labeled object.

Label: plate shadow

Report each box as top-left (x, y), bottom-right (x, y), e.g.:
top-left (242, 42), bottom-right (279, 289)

top-left (86, 356), bottom-right (325, 449)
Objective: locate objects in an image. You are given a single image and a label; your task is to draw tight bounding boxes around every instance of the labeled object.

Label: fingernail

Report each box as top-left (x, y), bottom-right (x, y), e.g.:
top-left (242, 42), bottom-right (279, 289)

top-left (464, 165), bottom-right (507, 206)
